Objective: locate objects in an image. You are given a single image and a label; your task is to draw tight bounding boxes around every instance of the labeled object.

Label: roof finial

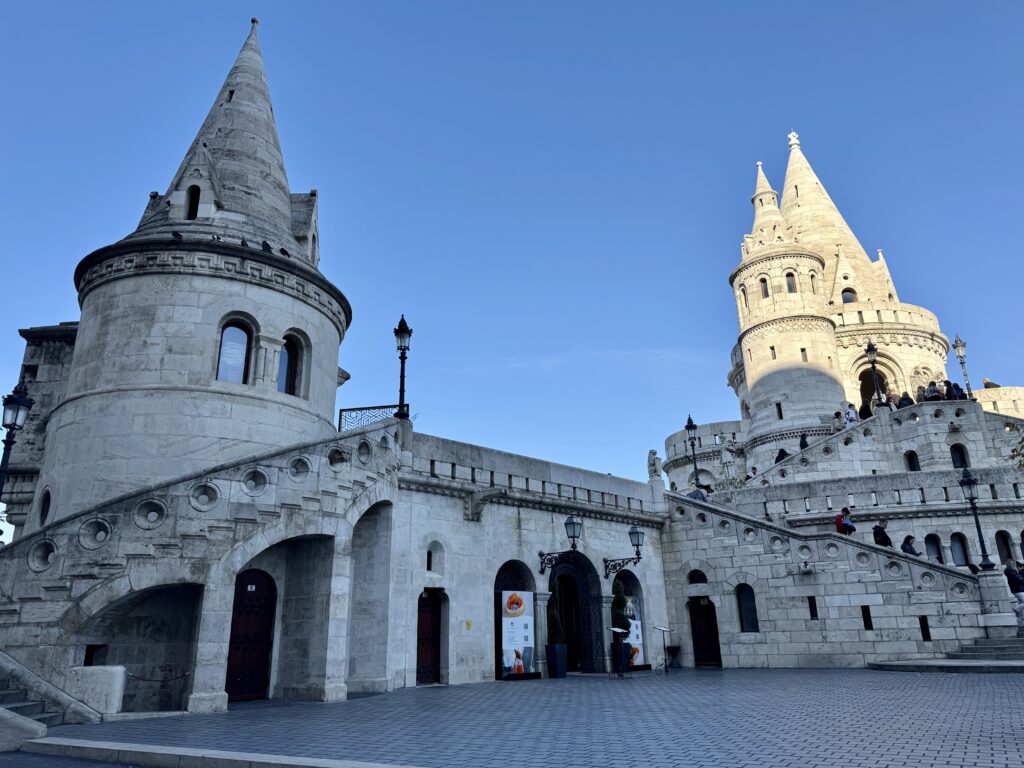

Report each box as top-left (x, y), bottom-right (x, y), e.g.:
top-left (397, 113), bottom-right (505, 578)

top-left (251, 17), bottom-right (259, 26)
top-left (787, 131), bottom-right (800, 150)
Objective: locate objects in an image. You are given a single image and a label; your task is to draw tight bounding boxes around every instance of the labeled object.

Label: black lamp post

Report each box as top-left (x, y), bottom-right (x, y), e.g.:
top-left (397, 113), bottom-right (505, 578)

top-left (958, 468), bottom-right (994, 571)
top-left (952, 335), bottom-right (975, 401)
top-left (0, 380), bottom-right (34, 502)
top-left (393, 315), bottom-right (412, 419)
top-left (539, 514), bottom-right (583, 574)
top-left (865, 341), bottom-right (883, 407)
top-left (603, 524), bottom-right (645, 578)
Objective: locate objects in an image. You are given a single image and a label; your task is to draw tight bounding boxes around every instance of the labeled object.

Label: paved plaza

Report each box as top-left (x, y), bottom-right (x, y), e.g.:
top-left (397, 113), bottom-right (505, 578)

top-left (4, 669), bottom-right (1024, 768)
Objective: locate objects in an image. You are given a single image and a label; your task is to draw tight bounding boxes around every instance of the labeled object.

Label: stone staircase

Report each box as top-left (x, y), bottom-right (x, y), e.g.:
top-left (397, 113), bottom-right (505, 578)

top-left (868, 636), bottom-right (1024, 673)
top-left (0, 675), bottom-right (63, 727)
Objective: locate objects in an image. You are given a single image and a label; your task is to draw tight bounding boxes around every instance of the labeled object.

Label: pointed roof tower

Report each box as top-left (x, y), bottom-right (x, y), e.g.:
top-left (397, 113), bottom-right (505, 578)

top-left (742, 162), bottom-right (790, 258)
top-left (129, 19), bottom-right (310, 257)
top-left (779, 132), bottom-right (875, 298)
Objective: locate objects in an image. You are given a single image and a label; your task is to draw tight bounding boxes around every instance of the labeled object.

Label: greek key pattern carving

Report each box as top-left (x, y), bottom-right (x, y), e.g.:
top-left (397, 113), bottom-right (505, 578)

top-left (740, 316), bottom-right (834, 344)
top-left (79, 250), bottom-right (348, 333)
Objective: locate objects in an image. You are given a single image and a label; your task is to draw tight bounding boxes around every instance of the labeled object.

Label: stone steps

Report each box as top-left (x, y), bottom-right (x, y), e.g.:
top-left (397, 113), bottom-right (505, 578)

top-left (0, 675), bottom-right (63, 727)
top-left (948, 650), bottom-right (1024, 660)
top-left (868, 659), bottom-right (1024, 673)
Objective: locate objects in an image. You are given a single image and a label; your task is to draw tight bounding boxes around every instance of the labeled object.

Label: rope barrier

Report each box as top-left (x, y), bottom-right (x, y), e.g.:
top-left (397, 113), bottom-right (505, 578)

top-left (124, 668), bottom-right (194, 683)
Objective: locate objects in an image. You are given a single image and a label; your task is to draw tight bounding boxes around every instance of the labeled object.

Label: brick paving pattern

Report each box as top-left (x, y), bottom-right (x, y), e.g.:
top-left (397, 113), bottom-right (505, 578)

top-left (19, 670), bottom-right (1024, 768)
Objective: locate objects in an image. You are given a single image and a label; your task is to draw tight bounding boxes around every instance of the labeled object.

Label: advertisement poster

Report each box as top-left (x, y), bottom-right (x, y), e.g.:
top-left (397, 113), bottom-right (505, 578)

top-left (500, 591), bottom-right (534, 676)
top-left (625, 595), bottom-right (644, 666)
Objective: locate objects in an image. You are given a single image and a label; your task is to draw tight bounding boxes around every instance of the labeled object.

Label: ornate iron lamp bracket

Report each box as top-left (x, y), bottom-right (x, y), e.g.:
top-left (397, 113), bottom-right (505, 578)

top-left (603, 553), bottom-right (642, 579)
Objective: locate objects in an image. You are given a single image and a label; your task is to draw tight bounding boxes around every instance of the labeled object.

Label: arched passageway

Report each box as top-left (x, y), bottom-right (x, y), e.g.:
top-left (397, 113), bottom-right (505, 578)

top-left (494, 560), bottom-right (536, 679)
top-left (226, 569), bottom-right (277, 701)
top-left (687, 596), bottom-right (722, 668)
top-left (858, 369), bottom-right (888, 418)
top-left (78, 583), bottom-right (204, 712)
top-left (416, 588), bottom-right (448, 685)
top-left (548, 551), bottom-right (604, 673)
top-left (613, 569), bottom-right (646, 667)
top-left (347, 502), bottom-right (393, 693)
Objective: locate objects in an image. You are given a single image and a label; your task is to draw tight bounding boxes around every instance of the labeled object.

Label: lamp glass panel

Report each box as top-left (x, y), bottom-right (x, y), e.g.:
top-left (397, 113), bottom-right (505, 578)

top-left (2, 401), bottom-right (16, 430)
top-left (14, 402), bottom-right (29, 428)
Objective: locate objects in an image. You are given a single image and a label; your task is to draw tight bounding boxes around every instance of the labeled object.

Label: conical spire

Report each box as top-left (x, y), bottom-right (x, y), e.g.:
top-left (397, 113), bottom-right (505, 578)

top-left (779, 132), bottom-right (874, 297)
top-left (743, 162), bottom-right (789, 258)
top-left (129, 19), bottom-right (304, 255)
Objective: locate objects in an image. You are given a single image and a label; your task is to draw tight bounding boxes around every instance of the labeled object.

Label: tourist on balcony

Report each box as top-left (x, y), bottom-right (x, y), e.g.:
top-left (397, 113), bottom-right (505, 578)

top-left (832, 411), bottom-right (844, 432)
top-left (835, 507), bottom-right (856, 535)
top-left (897, 391), bottom-right (914, 408)
top-left (915, 385), bottom-right (927, 403)
top-left (900, 535), bottom-right (922, 556)
top-left (799, 433), bottom-right (809, 450)
top-left (951, 382), bottom-right (968, 400)
top-left (943, 380), bottom-right (955, 399)
top-left (925, 381), bottom-right (942, 401)
top-left (844, 404), bottom-right (859, 426)
top-left (873, 519), bottom-right (894, 548)
top-left (1003, 562), bottom-right (1024, 603)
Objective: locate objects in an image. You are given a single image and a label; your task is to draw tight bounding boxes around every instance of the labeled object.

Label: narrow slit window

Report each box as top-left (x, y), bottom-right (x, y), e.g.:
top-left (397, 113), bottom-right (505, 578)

top-left (786, 273), bottom-right (797, 293)
top-left (775, 402), bottom-right (784, 420)
top-left (800, 348), bottom-right (808, 362)
top-left (807, 596), bottom-right (818, 620)
top-left (760, 278), bottom-right (770, 298)
top-left (228, 89), bottom-right (235, 102)
top-left (185, 185), bottom-right (201, 220)
top-left (861, 605), bottom-right (873, 631)
top-left (769, 345), bottom-right (776, 360)
top-left (918, 615), bottom-right (931, 641)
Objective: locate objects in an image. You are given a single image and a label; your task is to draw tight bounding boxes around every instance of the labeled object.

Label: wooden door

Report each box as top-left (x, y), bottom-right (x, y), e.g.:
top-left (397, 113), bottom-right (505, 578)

top-left (416, 590), bottom-right (442, 684)
top-left (688, 597), bottom-right (722, 669)
top-left (226, 569), bottom-right (277, 701)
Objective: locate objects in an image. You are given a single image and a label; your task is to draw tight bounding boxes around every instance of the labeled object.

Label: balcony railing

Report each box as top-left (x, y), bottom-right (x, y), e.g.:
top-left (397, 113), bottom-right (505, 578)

top-left (337, 404), bottom-right (403, 432)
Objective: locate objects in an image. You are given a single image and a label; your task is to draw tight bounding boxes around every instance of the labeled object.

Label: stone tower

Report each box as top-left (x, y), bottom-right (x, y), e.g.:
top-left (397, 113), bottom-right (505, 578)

top-left (729, 156), bottom-right (846, 470)
top-left (28, 20), bottom-right (351, 524)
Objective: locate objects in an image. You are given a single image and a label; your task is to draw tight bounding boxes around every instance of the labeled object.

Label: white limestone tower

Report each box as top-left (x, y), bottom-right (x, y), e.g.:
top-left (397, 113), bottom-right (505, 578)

top-left (778, 133), bottom-right (948, 411)
top-left (729, 158), bottom-right (846, 470)
top-left (30, 21), bottom-right (350, 522)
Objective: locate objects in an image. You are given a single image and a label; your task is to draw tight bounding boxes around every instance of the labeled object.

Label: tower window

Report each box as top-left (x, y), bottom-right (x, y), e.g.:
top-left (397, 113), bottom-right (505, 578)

top-left (904, 451), bottom-right (921, 472)
top-left (950, 443), bottom-right (969, 469)
top-left (800, 348), bottom-right (808, 362)
top-left (775, 402), bottom-right (784, 420)
top-left (841, 288), bottom-right (858, 304)
top-left (770, 346), bottom-right (776, 360)
top-left (736, 584), bottom-right (759, 633)
top-left (217, 323), bottom-right (252, 384)
top-left (810, 274), bottom-right (817, 294)
top-left (739, 285), bottom-right (748, 310)
top-left (760, 278), bottom-right (769, 298)
top-left (227, 89), bottom-right (235, 102)
top-left (277, 335), bottom-right (302, 396)
top-left (786, 273), bottom-right (797, 293)
top-left (185, 185), bottom-right (201, 220)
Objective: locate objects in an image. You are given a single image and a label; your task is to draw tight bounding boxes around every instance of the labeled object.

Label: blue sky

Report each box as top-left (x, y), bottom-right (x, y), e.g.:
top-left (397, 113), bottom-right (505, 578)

top-left (1, 1), bottom-right (1022, 485)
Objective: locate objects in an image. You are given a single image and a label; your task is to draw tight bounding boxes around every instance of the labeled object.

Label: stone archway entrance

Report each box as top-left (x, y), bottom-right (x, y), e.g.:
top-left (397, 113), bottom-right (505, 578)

top-left (858, 369), bottom-right (888, 418)
top-left (416, 588), bottom-right (446, 685)
top-left (226, 569), bottom-right (277, 701)
top-left (687, 596), bottom-right (722, 669)
top-left (548, 551), bottom-right (604, 673)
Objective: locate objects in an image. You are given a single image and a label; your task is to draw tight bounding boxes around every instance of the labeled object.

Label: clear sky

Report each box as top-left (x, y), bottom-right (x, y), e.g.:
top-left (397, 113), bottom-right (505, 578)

top-left (1, 1), bottom-right (1022, 495)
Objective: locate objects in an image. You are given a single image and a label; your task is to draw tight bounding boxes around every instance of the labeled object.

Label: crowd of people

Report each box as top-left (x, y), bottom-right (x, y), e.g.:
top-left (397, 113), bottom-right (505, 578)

top-left (832, 379), bottom-right (971, 431)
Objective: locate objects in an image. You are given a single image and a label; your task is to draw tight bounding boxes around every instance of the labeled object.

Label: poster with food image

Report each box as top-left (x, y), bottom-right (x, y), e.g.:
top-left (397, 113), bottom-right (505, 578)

top-left (501, 591), bottom-right (534, 676)
top-left (625, 595), bottom-right (644, 665)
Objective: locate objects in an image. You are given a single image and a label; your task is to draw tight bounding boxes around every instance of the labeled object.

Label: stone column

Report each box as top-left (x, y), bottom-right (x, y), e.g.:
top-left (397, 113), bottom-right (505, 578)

top-left (941, 542), bottom-right (954, 567)
top-left (602, 594), bottom-right (614, 671)
top-left (534, 591), bottom-right (549, 677)
top-left (977, 570), bottom-right (1020, 640)
top-left (1011, 539), bottom-right (1023, 564)
top-left (320, 534), bottom-right (350, 702)
top-left (186, 574), bottom-right (233, 714)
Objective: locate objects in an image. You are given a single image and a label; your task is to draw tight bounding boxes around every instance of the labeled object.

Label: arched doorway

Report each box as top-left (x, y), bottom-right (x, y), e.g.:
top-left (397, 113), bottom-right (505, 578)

top-left (226, 569), bottom-right (277, 702)
top-left (687, 596), bottom-right (722, 668)
top-left (494, 560), bottom-right (536, 679)
top-left (347, 502), bottom-right (392, 694)
top-left (416, 588), bottom-right (446, 685)
top-left (858, 369), bottom-right (888, 418)
top-left (548, 551), bottom-right (604, 673)
top-left (613, 570), bottom-right (646, 668)
top-left (995, 531), bottom-right (1013, 565)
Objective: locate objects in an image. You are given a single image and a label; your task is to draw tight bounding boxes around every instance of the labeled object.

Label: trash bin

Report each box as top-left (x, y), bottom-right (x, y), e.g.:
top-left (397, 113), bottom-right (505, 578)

top-left (666, 645), bottom-right (682, 669)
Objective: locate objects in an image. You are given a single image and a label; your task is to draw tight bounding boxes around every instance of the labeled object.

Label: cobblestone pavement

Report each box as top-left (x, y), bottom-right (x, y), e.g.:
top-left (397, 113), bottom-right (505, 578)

top-left (0, 756), bottom-right (139, 768)
top-left (15, 670), bottom-right (1024, 768)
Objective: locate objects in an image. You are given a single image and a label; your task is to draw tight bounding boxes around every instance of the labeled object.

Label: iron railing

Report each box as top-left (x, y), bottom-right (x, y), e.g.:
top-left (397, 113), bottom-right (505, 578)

top-left (338, 404), bottom-right (403, 431)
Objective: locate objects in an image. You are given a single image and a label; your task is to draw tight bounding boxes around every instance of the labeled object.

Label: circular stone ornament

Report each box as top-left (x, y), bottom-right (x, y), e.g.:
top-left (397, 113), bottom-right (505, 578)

top-left (189, 482), bottom-right (220, 512)
top-left (133, 499), bottom-right (167, 530)
top-left (241, 468), bottom-right (269, 496)
top-left (28, 540), bottom-right (58, 573)
top-left (78, 518), bottom-right (113, 550)
top-left (287, 457), bottom-right (311, 481)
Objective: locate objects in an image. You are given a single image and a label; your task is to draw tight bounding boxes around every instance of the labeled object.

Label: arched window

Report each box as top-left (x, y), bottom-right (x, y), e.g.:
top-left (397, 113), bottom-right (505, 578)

top-left (217, 323), bottom-right (252, 384)
top-left (186, 185), bottom-right (201, 220)
top-left (924, 534), bottom-right (944, 563)
top-left (841, 288), bottom-right (857, 304)
top-left (950, 443), bottom-right (969, 469)
top-left (427, 541), bottom-right (445, 574)
top-left (735, 584), bottom-right (759, 633)
top-left (38, 489), bottom-right (51, 527)
top-left (687, 569), bottom-right (708, 584)
top-left (760, 278), bottom-right (770, 299)
top-left (785, 273), bottom-right (797, 293)
top-left (904, 451), bottom-right (921, 472)
top-left (739, 285), bottom-right (748, 311)
top-left (950, 533), bottom-right (970, 566)
top-left (809, 273), bottom-right (817, 295)
top-left (995, 531), bottom-right (1013, 565)
top-left (277, 335), bottom-right (301, 395)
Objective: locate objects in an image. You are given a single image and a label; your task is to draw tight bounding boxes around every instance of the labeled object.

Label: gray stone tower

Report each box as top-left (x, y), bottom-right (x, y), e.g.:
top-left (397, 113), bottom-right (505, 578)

top-left (28, 20), bottom-right (351, 525)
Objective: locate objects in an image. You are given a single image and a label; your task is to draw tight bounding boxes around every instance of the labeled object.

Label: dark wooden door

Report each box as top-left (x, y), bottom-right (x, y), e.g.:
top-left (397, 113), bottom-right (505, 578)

top-left (688, 597), bottom-right (722, 668)
top-left (555, 575), bottom-right (582, 672)
top-left (226, 569), bottom-right (277, 701)
top-left (416, 590), bottom-right (442, 684)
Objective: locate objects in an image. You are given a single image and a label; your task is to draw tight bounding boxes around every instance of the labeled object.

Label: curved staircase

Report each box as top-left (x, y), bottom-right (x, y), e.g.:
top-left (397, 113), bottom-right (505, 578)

top-left (869, 636), bottom-right (1024, 673)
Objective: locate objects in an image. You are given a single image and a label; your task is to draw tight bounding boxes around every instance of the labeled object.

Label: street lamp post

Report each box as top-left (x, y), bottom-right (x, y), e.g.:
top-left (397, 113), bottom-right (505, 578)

top-left (0, 380), bottom-right (34, 502)
top-left (393, 315), bottom-right (412, 419)
top-left (952, 335), bottom-right (975, 401)
top-left (865, 341), bottom-right (884, 407)
top-left (958, 468), bottom-right (994, 571)
top-left (539, 514), bottom-right (583, 574)
top-left (603, 524), bottom-right (645, 578)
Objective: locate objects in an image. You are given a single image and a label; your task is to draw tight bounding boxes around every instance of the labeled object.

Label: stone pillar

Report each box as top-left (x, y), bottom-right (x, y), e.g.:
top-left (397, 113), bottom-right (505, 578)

top-left (941, 542), bottom-right (954, 567)
top-left (186, 575), bottom-right (233, 714)
top-left (977, 571), bottom-right (1020, 640)
top-left (602, 594), bottom-right (614, 671)
top-left (1011, 539), bottom-right (1023, 564)
top-left (534, 591), bottom-right (549, 677)
top-left (320, 535), bottom-right (350, 702)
